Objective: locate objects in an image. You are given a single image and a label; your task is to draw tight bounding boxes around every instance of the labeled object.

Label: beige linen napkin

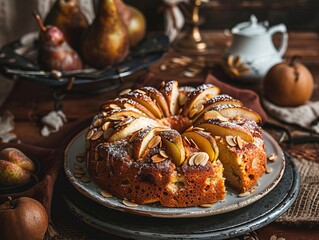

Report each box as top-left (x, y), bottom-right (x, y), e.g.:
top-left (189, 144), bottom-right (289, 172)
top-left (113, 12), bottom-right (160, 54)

top-left (263, 98), bottom-right (319, 134)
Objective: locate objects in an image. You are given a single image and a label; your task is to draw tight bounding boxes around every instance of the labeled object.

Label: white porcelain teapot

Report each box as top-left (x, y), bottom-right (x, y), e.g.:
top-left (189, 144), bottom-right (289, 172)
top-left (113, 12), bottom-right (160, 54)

top-left (224, 15), bottom-right (288, 81)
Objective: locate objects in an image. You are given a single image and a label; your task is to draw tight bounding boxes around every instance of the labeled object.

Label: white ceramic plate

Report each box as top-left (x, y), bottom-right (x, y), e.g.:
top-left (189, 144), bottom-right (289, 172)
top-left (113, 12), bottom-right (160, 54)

top-left (64, 128), bottom-right (285, 218)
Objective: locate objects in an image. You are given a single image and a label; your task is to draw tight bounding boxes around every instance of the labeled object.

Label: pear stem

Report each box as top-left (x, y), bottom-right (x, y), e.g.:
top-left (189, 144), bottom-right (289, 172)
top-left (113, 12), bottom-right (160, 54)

top-left (8, 196), bottom-right (14, 209)
top-left (288, 55), bottom-right (301, 82)
top-left (32, 12), bottom-right (46, 32)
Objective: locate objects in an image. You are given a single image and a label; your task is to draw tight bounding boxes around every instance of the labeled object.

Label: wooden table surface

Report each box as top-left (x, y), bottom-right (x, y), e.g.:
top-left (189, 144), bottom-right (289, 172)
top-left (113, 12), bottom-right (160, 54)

top-left (1, 31), bottom-right (319, 239)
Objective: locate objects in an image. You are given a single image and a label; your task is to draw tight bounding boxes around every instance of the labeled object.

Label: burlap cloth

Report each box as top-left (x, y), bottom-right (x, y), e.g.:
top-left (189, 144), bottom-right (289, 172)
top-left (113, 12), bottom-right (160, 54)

top-left (261, 96), bottom-right (319, 225)
top-left (0, 73), bottom-right (318, 239)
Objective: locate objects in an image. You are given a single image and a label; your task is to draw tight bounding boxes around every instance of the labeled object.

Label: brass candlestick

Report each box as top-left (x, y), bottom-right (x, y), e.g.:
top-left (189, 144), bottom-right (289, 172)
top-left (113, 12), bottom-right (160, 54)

top-left (174, 0), bottom-right (211, 54)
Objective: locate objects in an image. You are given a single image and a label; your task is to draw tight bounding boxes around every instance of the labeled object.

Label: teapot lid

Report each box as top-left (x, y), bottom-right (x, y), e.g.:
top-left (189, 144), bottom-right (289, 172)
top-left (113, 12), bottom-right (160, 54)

top-left (232, 15), bottom-right (268, 36)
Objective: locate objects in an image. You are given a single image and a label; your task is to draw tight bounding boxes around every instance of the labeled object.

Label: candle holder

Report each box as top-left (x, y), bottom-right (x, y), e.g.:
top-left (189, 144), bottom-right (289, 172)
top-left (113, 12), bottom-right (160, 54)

top-left (174, 0), bottom-right (212, 54)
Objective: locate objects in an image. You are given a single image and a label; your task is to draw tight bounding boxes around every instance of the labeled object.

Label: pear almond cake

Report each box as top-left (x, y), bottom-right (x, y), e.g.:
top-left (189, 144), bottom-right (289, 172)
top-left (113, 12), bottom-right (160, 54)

top-left (86, 81), bottom-right (266, 207)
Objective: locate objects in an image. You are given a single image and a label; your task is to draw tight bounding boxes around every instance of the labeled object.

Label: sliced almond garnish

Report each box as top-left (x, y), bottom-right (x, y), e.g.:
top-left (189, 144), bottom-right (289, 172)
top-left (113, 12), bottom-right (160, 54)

top-left (148, 135), bottom-right (161, 148)
top-left (119, 88), bottom-right (131, 96)
top-left (183, 136), bottom-right (191, 145)
top-left (101, 190), bottom-right (113, 198)
top-left (86, 129), bottom-right (95, 140)
top-left (266, 167), bottom-right (273, 174)
top-left (189, 108), bottom-right (198, 118)
top-left (192, 127), bottom-right (204, 131)
top-left (188, 154), bottom-right (196, 166)
top-left (236, 136), bottom-right (244, 149)
top-left (103, 128), bottom-right (113, 140)
top-left (101, 111), bottom-right (108, 116)
top-left (196, 104), bottom-right (204, 112)
top-left (185, 126), bottom-right (193, 132)
top-left (80, 176), bottom-right (91, 183)
top-left (102, 121), bottom-right (111, 131)
top-left (268, 153), bottom-right (277, 162)
top-left (135, 89), bottom-right (147, 95)
top-left (159, 150), bottom-right (169, 158)
top-left (74, 163), bottom-right (82, 170)
top-left (204, 110), bottom-right (220, 120)
top-left (160, 64), bottom-right (167, 71)
top-left (93, 118), bottom-right (102, 127)
top-left (91, 130), bottom-right (103, 140)
top-left (183, 71), bottom-right (196, 78)
top-left (200, 203), bottom-right (214, 208)
top-left (250, 188), bottom-right (256, 194)
top-left (225, 135), bottom-right (236, 147)
top-left (119, 117), bottom-right (133, 126)
top-left (194, 152), bottom-right (209, 166)
top-left (152, 154), bottom-right (166, 163)
top-left (122, 200), bottom-right (138, 208)
top-left (109, 104), bottom-right (121, 110)
top-left (124, 103), bottom-right (133, 109)
top-left (238, 191), bottom-right (250, 197)
top-left (109, 116), bottom-right (125, 121)
top-left (216, 115), bottom-right (228, 122)
top-left (74, 173), bottom-right (84, 178)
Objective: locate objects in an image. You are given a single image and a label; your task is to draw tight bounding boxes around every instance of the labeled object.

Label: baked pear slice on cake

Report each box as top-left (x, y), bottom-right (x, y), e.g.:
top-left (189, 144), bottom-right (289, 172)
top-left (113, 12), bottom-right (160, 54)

top-left (197, 119), bottom-right (254, 143)
top-left (101, 98), bottom-right (156, 119)
top-left (213, 105), bottom-right (262, 124)
top-left (178, 86), bottom-right (195, 107)
top-left (158, 129), bottom-right (185, 166)
top-left (133, 127), bottom-right (169, 160)
top-left (141, 86), bottom-right (171, 117)
top-left (122, 90), bottom-right (164, 119)
top-left (191, 94), bottom-right (243, 122)
top-left (103, 108), bottom-right (146, 121)
top-left (107, 117), bottom-right (161, 142)
top-left (182, 130), bottom-right (219, 162)
top-left (182, 84), bottom-right (220, 117)
top-left (160, 81), bottom-right (180, 115)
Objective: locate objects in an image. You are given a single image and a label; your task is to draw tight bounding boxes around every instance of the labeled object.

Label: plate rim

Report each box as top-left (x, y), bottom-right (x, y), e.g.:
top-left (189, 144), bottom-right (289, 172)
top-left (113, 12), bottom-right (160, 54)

top-left (64, 127), bottom-right (285, 218)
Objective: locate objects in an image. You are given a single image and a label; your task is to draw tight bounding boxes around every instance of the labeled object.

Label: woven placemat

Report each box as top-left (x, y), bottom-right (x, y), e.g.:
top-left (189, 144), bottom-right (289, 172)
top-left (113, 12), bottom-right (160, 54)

top-left (276, 155), bottom-right (319, 225)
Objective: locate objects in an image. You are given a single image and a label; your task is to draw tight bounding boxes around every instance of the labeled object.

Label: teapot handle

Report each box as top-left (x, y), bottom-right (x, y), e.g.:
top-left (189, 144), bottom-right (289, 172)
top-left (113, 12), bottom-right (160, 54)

top-left (269, 24), bottom-right (288, 57)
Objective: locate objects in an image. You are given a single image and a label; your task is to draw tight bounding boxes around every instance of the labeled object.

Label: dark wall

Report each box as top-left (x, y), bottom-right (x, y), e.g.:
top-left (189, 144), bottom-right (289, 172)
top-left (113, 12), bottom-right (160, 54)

top-left (125, 0), bottom-right (319, 32)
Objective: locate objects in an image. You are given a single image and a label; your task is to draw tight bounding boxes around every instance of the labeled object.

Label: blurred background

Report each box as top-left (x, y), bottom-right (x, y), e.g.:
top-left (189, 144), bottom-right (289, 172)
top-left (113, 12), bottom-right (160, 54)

top-left (1, 0), bottom-right (319, 47)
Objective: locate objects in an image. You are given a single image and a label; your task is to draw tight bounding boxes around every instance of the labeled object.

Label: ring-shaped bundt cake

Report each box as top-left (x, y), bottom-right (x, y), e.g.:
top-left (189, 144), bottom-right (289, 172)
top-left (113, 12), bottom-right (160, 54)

top-left (86, 81), bottom-right (266, 207)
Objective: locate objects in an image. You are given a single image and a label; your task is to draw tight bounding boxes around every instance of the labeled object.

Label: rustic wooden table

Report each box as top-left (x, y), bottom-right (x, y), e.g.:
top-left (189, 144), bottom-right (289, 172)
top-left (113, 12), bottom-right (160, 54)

top-left (1, 31), bottom-right (319, 239)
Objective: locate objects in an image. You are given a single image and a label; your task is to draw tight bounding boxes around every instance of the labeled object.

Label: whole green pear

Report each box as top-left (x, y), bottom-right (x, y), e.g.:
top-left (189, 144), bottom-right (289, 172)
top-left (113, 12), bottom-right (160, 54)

top-left (0, 160), bottom-right (31, 186)
top-left (81, 0), bottom-right (130, 68)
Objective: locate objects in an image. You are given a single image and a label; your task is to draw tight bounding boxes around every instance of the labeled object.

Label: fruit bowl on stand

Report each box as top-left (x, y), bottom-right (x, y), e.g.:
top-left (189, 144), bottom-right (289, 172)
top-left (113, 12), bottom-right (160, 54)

top-left (0, 33), bottom-right (169, 109)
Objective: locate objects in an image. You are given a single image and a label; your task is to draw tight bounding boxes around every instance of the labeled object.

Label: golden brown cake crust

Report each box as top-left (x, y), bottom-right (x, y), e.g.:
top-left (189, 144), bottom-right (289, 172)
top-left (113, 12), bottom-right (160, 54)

top-left (86, 82), bottom-right (267, 207)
